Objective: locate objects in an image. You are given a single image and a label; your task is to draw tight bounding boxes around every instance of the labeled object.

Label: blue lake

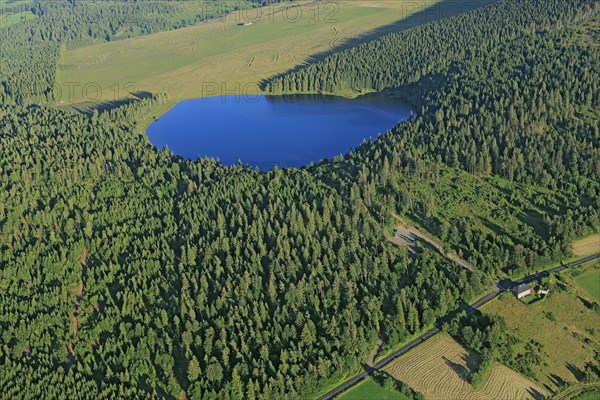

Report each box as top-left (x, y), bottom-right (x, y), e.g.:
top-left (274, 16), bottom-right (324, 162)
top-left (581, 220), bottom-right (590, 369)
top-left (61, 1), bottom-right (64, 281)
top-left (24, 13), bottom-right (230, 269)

top-left (146, 93), bottom-right (413, 169)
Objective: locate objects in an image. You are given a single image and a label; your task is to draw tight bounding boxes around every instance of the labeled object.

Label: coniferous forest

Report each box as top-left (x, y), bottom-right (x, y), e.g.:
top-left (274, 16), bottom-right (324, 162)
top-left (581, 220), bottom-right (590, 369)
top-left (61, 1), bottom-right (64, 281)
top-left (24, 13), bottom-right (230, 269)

top-left (0, 0), bottom-right (599, 399)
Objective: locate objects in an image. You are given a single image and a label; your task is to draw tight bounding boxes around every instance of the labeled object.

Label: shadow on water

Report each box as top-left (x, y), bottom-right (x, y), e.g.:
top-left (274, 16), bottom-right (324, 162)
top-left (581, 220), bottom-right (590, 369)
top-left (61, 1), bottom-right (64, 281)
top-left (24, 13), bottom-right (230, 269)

top-left (259, 0), bottom-right (499, 90)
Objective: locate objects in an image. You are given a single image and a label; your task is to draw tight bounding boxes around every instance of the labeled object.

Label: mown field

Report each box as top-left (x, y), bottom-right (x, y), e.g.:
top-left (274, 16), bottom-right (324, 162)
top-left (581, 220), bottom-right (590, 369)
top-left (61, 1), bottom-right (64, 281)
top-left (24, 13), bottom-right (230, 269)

top-left (383, 334), bottom-right (548, 399)
top-left (56, 0), bottom-right (496, 111)
top-left (482, 264), bottom-right (600, 394)
top-left (573, 233), bottom-right (600, 257)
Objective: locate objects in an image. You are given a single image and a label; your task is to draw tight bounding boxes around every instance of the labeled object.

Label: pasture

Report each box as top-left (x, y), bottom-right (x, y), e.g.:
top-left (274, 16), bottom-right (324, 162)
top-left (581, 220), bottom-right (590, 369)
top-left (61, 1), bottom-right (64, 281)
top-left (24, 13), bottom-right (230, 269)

top-left (575, 265), bottom-right (600, 303)
top-left (482, 277), bottom-right (600, 393)
top-left (56, 0), bottom-right (497, 111)
top-left (383, 333), bottom-right (547, 399)
top-left (338, 378), bottom-right (409, 400)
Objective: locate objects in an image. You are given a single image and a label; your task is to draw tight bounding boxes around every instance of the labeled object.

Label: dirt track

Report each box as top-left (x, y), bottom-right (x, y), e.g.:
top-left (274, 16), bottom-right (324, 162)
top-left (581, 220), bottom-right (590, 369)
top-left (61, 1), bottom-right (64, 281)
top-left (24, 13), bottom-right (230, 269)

top-left (390, 219), bottom-right (475, 271)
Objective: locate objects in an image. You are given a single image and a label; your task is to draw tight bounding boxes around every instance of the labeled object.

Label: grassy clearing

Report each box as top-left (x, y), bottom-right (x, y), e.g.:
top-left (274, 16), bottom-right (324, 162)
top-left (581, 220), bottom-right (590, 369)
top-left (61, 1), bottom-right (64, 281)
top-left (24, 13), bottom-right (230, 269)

top-left (0, 0), bottom-right (33, 27)
top-left (338, 378), bottom-right (409, 400)
top-left (383, 333), bottom-right (547, 399)
top-left (56, 1), bottom-right (440, 108)
top-left (0, 0), bottom-right (31, 8)
top-left (482, 269), bottom-right (600, 393)
top-left (0, 10), bottom-right (34, 28)
top-left (390, 164), bottom-right (592, 277)
top-left (573, 233), bottom-right (600, 257)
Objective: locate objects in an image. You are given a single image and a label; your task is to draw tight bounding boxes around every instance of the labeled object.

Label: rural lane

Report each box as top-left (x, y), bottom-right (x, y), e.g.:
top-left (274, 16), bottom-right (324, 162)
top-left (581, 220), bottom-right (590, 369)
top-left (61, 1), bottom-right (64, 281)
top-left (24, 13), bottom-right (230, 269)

top-left (319, 252), bottom-right (600, 400)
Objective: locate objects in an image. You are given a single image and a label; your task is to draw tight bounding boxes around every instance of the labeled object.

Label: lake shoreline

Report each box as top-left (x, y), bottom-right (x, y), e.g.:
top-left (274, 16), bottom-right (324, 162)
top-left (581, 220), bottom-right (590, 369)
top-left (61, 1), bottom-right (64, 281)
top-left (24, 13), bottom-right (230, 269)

top-left (146, 92), bottom-right (414, 170)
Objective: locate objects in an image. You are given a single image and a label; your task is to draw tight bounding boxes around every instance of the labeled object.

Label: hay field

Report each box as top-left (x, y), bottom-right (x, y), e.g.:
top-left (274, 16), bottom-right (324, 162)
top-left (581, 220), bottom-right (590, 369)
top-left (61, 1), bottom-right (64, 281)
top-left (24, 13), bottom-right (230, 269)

top-left (56, 0), bottom-right (498, 108)
top-left (573, 233), bottom-right (600, 257)
top-left (383, 334), bottom-right (548, 400)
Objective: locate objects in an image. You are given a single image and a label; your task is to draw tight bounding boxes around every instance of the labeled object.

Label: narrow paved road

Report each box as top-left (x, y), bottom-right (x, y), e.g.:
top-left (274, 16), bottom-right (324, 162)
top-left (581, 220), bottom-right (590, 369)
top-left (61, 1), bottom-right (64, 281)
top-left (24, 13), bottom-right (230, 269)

top-left (319, 252), bottom-right (600, 400)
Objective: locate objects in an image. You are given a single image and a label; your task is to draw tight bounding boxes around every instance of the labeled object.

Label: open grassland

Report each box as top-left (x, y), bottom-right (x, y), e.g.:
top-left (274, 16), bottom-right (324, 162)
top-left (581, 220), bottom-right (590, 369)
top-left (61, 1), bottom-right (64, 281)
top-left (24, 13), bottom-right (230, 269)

top-left (383, 334), bottom-right (548, 400)
top-left (338, 378), bottom-right (409, 400)
top-left (573, 233), bottom-right (600, 257)
top-left (57, 0), bottom-right (438, 104)
top-left (482, 269), bottom-right (600, 393)
top-left (57, 0), bottom-right (477, 109)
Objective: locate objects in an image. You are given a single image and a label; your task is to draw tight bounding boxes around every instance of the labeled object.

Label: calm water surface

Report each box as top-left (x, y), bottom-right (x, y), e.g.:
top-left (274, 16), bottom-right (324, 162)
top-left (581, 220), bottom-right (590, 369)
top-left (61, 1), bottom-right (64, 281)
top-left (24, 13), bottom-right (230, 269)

top-left (147, 93), bottom-right (413, 169)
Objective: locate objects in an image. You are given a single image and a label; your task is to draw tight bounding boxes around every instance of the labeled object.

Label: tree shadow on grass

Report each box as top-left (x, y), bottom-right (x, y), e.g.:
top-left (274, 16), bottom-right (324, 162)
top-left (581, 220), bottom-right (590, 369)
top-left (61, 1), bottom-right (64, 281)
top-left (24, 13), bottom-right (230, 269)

top-left (566, 362), bottom-right (585, 382)
top-left (526, 387), bottom-right (547, 400)
top-left (442, 355), bottom-right (471, 382)
top-left (577, 295), bottom-right (597, 311)
top-left (69, 91), bottom-right (155, 116)
top-left (364, 364), bottom-right (413, 393)
top-left (548, 373), bottom-right (568, 390)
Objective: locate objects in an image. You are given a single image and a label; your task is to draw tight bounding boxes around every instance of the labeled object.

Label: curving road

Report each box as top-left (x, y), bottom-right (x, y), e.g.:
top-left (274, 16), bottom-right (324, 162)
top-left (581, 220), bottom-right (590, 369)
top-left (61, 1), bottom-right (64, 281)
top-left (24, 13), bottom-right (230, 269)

top-left (320, 252), bottom-right (600, 400)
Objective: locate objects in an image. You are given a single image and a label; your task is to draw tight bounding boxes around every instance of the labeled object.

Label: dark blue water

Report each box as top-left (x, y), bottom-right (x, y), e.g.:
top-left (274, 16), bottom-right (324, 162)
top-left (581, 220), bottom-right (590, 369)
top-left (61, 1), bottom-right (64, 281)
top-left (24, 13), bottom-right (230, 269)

top-left (147, 93), bottom-right (413, 169)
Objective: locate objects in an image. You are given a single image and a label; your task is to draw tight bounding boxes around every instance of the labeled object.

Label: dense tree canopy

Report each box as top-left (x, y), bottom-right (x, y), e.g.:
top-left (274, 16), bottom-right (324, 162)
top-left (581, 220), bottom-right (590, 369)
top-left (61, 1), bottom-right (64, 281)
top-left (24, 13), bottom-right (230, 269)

top-left (0, 0), bottom-right (598, 398)
top-left (0, 0), bottom-right (259, 103)
top-left (277, 0), bottom-right (600, 276)
top-left (0, 100), bottom-right (487, 398)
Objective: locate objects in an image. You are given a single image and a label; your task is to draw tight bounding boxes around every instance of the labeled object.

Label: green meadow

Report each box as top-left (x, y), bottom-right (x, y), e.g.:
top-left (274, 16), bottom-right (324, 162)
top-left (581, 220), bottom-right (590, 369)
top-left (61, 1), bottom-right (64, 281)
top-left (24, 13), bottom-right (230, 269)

top-left (56, 1), bottom-right (439, 108)
top-left (338, 377), bottom-right (410, 400)
top-left (576, 268), bottom-right (600, 303)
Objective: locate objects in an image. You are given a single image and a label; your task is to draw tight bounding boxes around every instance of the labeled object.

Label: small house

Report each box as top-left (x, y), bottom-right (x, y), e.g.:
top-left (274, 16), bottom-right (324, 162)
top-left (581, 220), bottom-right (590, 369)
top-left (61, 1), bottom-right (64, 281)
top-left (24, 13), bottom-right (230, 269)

top-left (538, 288), bottom-right (550, 296)
top-left (515, 283), bottom-right (534, 299)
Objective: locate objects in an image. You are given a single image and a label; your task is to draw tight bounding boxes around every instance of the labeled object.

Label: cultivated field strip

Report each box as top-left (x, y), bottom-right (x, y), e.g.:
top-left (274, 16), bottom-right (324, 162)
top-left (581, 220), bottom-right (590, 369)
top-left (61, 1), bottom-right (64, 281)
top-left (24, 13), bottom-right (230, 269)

top-left (384, 334), bottom-right (549, 400)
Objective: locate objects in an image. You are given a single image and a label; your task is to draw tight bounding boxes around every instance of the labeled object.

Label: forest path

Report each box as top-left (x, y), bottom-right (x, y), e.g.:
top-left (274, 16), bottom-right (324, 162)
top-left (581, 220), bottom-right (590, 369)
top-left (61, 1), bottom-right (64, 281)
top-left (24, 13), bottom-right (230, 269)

top-left (389, 216), bottom-right (475, 272)
top-left (366, 339), bottom-right (383, 367)
top-left (67, 246), bottom-right (88, 364)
